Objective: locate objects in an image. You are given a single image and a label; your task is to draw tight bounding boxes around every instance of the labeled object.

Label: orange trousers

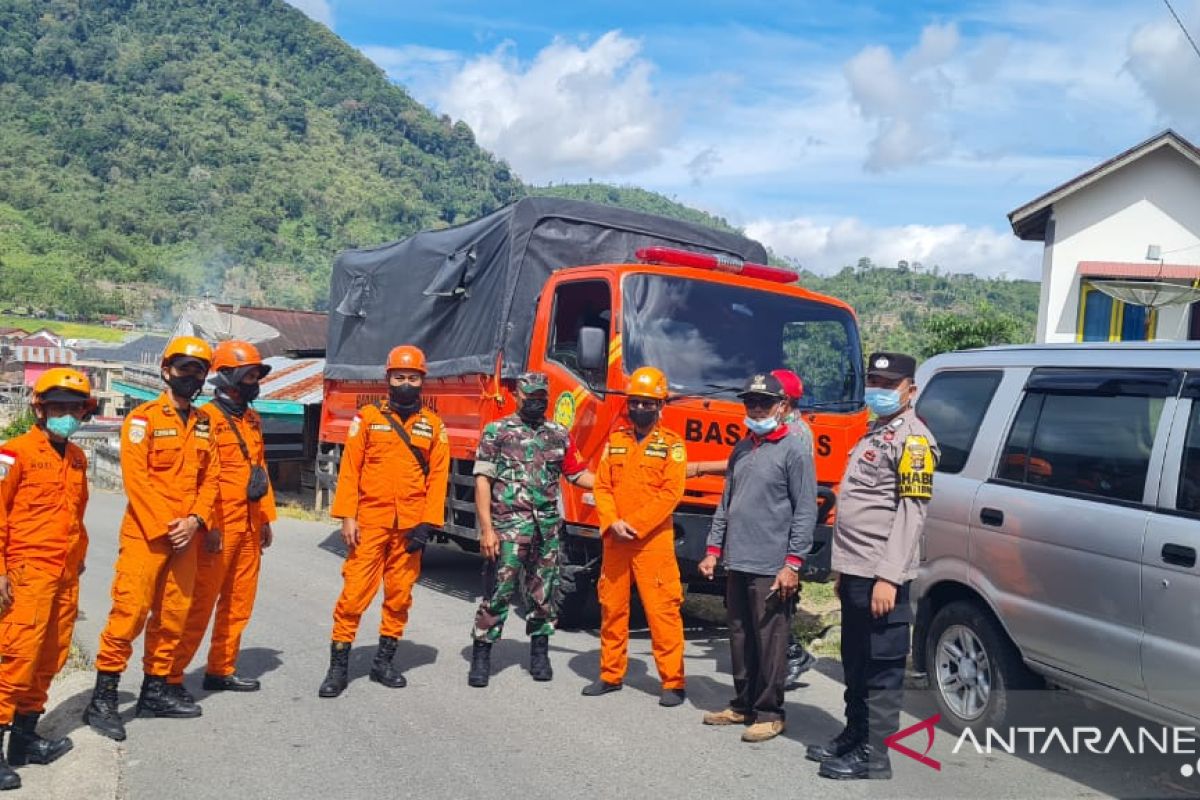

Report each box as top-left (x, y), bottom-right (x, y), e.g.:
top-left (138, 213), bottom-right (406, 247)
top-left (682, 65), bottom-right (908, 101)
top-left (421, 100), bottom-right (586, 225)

top-left (169, 527), bottom-right (262, 682)
top-left (95, 530), bottom-right (197, 676)
top-left (0, 563), bottom-right (79, 724)
top-left (597, 534), bottom-right (686, 690)
top-left (331, 526), bottom-right (421, 643)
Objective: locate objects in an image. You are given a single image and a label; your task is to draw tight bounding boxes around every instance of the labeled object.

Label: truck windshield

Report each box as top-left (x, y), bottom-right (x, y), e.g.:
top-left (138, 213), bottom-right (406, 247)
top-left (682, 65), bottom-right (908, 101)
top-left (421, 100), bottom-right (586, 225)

top-left (622, 273), bottom-right (863, 410)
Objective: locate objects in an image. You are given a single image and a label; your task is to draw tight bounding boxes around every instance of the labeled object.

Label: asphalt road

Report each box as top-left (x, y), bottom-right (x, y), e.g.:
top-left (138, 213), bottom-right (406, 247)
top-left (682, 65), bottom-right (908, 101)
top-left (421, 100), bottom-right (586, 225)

top-left (53, 489), bottom-right (1197, 800)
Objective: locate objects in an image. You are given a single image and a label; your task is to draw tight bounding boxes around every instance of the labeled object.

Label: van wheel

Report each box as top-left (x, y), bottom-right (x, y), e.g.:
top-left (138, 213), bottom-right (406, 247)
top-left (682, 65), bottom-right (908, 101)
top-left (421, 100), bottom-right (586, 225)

top-left (926, 601), bottom-right (1036, 732)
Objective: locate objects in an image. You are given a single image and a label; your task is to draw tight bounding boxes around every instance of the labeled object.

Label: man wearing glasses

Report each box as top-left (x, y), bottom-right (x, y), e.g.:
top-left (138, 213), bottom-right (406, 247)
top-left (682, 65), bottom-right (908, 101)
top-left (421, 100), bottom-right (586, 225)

top-left (698, 373), bottom-right (817, 743)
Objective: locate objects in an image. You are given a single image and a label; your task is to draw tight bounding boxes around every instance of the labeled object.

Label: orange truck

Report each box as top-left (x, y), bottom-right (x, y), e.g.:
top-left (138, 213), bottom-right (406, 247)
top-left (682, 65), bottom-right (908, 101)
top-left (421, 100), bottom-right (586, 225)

top-left (321, 198), bottom-right (867, 624)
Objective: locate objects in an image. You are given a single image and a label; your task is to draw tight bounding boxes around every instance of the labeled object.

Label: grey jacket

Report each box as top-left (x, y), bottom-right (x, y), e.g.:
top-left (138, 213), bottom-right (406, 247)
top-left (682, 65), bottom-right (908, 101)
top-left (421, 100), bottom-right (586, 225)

top-left (706, 426), bottom-right (818, 576)
top-left (832, 409), bottom-right (939, 584)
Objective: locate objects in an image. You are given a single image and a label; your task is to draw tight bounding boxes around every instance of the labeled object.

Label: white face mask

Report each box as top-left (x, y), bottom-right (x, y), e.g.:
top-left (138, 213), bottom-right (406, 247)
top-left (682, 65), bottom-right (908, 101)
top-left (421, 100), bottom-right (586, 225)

top-left (744, 416), bottom-right (779, 436)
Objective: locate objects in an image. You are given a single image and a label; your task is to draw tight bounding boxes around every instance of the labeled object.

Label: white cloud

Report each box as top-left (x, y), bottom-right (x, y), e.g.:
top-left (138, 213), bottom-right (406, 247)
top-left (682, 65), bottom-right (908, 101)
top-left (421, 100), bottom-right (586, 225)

top-left (844, 23), bottom-right (959, 172)
top-left (284, 0), bottom-right (332, 27)
top-left (746, 216), bottom-right (1041, 280)
top-left (434, 31), bottom-right (674, 181)
top-left (358, 44), bottom-right (462, 99)
top-left (1126, 3), bottom-right (1200, 131)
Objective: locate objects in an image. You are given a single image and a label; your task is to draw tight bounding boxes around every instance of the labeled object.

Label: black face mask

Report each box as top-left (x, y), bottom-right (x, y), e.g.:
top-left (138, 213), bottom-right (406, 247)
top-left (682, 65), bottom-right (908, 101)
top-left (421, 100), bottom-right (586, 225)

top-left (629, 407), bottom-right (658, 429)
top-left (217, 382), bottom-right (260, 415)
top-left (167, 374), bottom-right (205, 400)
top-left (388, 384), bottom-right (421, 413)
top-left (519, 398), bottom-right (548, 426)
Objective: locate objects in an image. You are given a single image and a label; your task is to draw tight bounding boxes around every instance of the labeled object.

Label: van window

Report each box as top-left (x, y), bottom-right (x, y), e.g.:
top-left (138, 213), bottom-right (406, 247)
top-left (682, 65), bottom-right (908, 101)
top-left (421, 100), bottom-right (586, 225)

top-left (915, 370), bottom-right (1001, 474)
top-left (997, 389), bottom-right (1163, 504)
top-left (1178, 403), bottom-right (1200, 514)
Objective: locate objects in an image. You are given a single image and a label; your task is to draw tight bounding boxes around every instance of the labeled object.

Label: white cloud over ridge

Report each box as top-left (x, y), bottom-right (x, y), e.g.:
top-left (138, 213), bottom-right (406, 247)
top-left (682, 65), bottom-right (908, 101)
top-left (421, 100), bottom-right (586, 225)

top-left (1125, 2), bottom-right (1200, 131)
top-left (746, 216), bottom-right (1042, 280)
top-left (284, 0), bottom-right (332, 27)
top-left (434, 31), bottom-right (673, 182)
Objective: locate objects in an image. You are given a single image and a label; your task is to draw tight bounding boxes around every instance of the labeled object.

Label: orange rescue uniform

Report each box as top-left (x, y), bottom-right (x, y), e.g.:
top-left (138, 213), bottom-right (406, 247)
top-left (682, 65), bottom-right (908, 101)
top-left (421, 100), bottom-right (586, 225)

top-left (95, 395), bottom-right (218, 676)
top-left (593, 423), bottom-right (688, 690)
top-left (0, 428), bottom-right (88, 724)
top-left (329, 403), bottom-right (449, 642)
top-left (170, 403), bottom-right (276, 683)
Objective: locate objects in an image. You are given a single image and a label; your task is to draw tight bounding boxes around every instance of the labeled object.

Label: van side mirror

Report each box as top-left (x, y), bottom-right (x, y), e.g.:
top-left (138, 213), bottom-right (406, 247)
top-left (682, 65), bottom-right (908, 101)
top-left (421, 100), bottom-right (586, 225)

top-left (578, 326), bottom-right (607, 372)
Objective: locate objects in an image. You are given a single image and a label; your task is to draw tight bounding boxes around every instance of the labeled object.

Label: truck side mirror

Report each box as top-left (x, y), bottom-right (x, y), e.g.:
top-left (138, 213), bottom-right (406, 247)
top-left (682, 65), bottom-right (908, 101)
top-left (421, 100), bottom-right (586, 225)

top-left (578, 326), bottom-right (607, 373)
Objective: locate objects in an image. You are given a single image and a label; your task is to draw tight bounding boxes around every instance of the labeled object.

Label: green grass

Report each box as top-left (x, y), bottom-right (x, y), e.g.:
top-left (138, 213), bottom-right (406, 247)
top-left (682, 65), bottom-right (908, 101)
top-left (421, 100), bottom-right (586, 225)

top-left (0, 314), bottom-right (129, 343)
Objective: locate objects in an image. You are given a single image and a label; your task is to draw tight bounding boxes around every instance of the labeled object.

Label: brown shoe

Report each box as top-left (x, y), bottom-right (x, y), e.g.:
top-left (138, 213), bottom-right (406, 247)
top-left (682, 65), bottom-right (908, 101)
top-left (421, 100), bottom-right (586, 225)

top-left (741, 720), bottom-right (785, 742)
top-left (702, 708), bottom-right (748, 726)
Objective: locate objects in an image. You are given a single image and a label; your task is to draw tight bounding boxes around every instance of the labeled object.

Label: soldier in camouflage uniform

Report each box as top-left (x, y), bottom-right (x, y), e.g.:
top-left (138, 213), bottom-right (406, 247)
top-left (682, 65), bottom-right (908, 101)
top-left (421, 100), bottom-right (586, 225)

top-left (467, 372), bottom-right (570, 688)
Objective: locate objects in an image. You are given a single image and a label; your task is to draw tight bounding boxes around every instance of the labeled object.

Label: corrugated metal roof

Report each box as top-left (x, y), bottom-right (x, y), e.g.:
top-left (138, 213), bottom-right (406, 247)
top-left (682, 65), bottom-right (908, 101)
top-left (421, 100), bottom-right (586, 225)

top-left (259, 357), bottom-right (324, 405)
top-left (1078, 261), bottom-right (1200, 280)
top-left (214, 305), bottom-right (327, 358)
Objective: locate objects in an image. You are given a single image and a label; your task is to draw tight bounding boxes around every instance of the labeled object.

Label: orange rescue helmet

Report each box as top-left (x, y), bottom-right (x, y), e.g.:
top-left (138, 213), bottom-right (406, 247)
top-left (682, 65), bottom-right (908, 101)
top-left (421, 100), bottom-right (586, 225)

top-left (387, 345), bottom-right (427, 374)
top-left (161, 336), bottom-right (213, 368)
top-left (32, 367), bottom-right (97, 414)
top-left (626, 366), bottom-right (669, 400)
top-left (211, 340), bottom-right (271, 377)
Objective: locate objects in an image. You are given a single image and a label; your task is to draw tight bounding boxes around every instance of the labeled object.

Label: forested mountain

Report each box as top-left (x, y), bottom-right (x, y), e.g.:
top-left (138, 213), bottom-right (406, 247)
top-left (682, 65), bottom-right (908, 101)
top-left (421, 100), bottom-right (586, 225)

top-left (0, 0), bottom-right (1038, 353)
top-left (0, 0), bottom-right (520, 315)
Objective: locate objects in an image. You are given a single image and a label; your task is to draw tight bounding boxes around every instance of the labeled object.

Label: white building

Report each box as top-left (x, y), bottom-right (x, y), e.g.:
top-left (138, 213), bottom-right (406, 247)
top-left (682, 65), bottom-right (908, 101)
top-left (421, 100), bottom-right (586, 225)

top-left (1009, 130), bottom-right (1200, 343)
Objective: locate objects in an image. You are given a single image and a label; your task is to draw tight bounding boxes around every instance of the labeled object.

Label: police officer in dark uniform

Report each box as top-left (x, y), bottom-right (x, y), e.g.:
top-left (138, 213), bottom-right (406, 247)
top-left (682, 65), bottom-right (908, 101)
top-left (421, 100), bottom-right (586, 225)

top-left (807, 352), bottom-right (938, 780)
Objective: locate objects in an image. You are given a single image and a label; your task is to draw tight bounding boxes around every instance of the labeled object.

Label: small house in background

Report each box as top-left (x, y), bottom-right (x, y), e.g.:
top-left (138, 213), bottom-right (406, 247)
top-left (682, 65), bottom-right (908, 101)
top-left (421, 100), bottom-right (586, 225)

top-left (1010, 130), bottom-right (1200, 343)
top-left (107, 304), bottom-right (329, 493)
top-left (13, 329), bottom-right (77, 388)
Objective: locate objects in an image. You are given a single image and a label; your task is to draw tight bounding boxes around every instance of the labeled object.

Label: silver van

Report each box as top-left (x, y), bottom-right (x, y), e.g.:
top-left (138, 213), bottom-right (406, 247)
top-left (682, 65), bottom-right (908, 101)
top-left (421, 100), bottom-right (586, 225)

top-left (910, 342), bottom-right (1200, 730)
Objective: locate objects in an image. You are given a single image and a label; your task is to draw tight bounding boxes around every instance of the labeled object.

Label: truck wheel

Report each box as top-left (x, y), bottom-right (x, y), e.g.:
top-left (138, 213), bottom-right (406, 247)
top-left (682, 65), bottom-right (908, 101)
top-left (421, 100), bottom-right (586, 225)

top-left (557, 564), bottom-right (599, 630)
top-left (926, 600), bottom-right (1037, 732)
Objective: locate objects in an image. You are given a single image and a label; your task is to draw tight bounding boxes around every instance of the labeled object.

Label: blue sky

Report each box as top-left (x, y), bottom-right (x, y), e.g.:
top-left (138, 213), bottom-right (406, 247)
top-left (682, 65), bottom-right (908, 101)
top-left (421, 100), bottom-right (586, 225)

top-left (286, 0), bottom-right (1200, 279)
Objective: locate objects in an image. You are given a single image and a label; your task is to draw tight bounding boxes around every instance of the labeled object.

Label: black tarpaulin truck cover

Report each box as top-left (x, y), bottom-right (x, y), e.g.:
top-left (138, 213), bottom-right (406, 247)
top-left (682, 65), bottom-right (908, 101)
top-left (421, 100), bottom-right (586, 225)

top-left (325, 197), bottom-right (769, 380)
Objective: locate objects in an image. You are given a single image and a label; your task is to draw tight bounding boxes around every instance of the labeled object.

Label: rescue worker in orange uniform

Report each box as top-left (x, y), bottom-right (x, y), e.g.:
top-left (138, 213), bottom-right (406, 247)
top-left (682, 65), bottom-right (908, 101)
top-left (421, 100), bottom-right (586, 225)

top-left (85, 337), bottom-right (219, 742)
top-left (168, 341), bottom-right (276, 697)
top-left (318, 345), bottom-right (450, 698)
top-left (0, 369), bottom-right (96, 790)
top-left (582, 366), bottom-right (689, 707)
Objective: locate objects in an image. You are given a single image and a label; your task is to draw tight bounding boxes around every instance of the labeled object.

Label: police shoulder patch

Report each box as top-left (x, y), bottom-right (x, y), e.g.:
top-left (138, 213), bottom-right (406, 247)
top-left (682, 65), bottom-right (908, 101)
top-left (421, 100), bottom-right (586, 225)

top-left (0, 449), bottom-right (15, 479)
top-left (128, 415), bottom-right (148, 444)
top-left (898, 434), bottom-right (935, 499)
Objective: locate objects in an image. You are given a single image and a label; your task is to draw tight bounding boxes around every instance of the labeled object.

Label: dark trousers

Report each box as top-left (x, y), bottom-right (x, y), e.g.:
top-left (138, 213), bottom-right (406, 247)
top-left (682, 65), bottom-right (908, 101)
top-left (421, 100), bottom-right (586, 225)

top-left (726, 571), bottom-right (790, 722)
top-left (839, 575), bottom-right (911, 745)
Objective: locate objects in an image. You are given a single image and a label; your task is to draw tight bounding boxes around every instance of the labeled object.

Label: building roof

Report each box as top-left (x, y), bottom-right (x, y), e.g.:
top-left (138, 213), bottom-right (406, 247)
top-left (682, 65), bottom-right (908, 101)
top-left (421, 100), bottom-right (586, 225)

top-left (78, 335), bottom-right (170, 366)
top-left (1078, 261), bottom-right (1200, 280)
top-left (258, 356), bottom-right (324, 405)
top-left (213, 305), bottom-right (326, 359)
top-left (1008, 130), bottom-right (1200, 242)
top-left (0, 327), bottom-right (29, 337)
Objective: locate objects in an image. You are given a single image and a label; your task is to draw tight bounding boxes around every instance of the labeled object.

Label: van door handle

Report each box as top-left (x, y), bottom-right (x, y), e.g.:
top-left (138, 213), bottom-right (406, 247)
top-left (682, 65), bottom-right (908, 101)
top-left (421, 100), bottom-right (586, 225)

top-left (980, 508), bottom-right (1004, 527)
top-left (1162, 544), bottom-right (1197, 568)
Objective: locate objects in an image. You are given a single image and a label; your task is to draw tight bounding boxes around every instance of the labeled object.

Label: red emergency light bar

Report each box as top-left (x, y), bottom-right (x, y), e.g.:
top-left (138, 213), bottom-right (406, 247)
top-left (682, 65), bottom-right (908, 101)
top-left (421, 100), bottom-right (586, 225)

top-left (635, 246), bottom-right (799, 284)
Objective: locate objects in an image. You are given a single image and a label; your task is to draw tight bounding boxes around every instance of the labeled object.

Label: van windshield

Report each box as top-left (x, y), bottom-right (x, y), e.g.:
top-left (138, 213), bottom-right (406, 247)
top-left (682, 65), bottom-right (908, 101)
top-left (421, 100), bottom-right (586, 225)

top-left (621, 273), bottom-right (864, 410)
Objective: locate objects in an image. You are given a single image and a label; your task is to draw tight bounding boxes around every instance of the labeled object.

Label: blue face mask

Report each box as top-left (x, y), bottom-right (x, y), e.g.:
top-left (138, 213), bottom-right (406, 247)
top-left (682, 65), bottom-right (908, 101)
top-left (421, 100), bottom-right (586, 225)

top-left (45, 414), bottom-right (81, 439)
top-left (744, 416), bottom-right (779, 436)
top-left (865, 388), bottom-right (904, 417)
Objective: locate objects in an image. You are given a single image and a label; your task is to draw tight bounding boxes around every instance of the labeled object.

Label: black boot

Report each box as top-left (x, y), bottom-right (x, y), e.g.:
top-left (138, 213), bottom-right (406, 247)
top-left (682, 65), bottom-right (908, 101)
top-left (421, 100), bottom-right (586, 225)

top-left (785, 642), bottom-right (817, 690)
top-left (369, 636), bottom-right (407, 688)
top-left (318, 641), bottom-right (351, 698)
top-left (165, 682), bottom-right (197, 704)
top-left (805, 724), bottom-right (866, 763)
top-left (0, 731), bottom-right (18, 791)
top-left (818, 742), bottom-right (893, 780)
top-left (8, 712), bottom-right (72, 766)
top-left (202, 673), bottom-right (260, 692)
top-left (83, 671), bottom-right (126, 742)
top-left (467, 640), bottom-right (492, 688)
top-left (529, 635), bottom-right (552, 682)
top-left (136, 675), bottom-right (202, 718)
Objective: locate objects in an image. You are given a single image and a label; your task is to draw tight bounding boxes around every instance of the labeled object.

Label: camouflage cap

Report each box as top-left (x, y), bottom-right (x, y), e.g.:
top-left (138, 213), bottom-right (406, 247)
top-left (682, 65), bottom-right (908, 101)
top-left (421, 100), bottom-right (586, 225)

top-left (517, 371), bottom-right (549, 393)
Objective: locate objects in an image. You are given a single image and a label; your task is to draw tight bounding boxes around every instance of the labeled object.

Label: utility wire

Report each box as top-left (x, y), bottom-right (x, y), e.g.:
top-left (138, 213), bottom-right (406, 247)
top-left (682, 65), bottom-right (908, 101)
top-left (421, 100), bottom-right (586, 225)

top-left (1162, 0), bottom-right (1200, 62)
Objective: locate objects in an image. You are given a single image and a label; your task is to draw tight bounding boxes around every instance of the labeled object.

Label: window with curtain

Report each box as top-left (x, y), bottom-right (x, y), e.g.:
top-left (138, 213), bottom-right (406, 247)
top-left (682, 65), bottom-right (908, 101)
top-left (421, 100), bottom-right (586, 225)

top-left (1078, 282), bottom-right (1156, 342)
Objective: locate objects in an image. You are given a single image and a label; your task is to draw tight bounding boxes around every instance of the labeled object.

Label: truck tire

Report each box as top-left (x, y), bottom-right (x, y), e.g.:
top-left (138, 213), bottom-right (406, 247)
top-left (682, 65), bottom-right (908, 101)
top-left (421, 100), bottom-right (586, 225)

top-left (557, 563), bottom-right (599, 630)
top-left (925, 600), bottom-right (1038, 733)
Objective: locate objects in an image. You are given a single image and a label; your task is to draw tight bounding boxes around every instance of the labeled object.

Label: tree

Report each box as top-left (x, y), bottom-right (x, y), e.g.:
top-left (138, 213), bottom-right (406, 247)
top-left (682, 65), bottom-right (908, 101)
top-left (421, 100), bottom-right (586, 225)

top-left (920, 304), bottom-right (1023, 358)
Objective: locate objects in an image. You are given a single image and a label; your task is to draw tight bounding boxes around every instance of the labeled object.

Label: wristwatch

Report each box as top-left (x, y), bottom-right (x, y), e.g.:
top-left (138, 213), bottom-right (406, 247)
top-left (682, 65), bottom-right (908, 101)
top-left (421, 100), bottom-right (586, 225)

top-left (190, 513), bottom-right (206, 529)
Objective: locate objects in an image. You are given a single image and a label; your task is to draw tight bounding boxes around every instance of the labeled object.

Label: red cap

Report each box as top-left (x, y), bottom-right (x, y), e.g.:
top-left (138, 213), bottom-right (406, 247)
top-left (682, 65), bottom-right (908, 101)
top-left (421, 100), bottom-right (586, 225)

top-left (770, 369), bottom-right (804, 404)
